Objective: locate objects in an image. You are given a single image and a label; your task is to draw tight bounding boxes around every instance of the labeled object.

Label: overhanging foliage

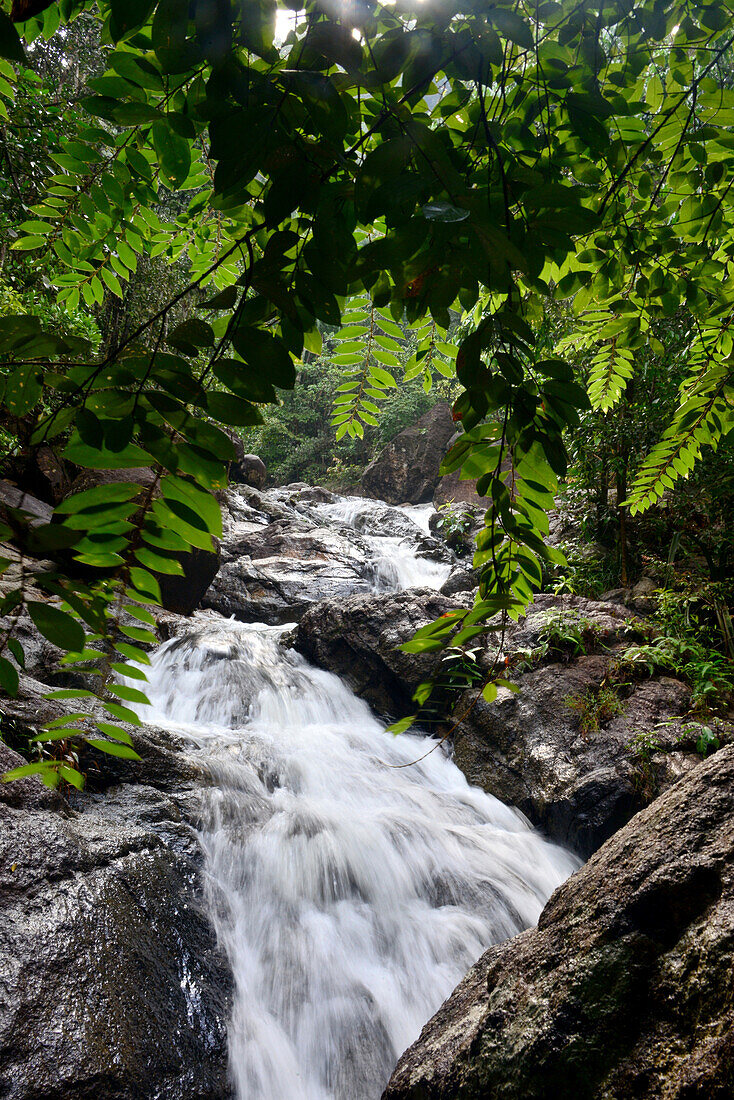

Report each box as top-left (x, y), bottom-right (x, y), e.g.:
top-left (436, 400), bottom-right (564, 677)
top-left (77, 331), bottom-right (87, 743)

top-left (2, 0), bottom-right (734, 769)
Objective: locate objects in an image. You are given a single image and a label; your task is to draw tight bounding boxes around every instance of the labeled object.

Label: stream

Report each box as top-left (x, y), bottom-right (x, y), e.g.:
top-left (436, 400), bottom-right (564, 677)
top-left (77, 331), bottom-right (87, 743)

top-left (132, 493), bottom-right (578, 1099)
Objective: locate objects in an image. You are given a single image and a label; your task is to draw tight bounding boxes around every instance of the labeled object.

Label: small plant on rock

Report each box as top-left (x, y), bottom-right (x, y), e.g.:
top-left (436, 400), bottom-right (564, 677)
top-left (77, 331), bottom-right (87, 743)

top-left (536, 608), bottom-right (605, 661)
top-left (627, 729), bottom-right (663, 801)
top-left (434, 505), bottom-right (474, 556)
top-left (618, 635), bottom-right (734, 714)
top-left (565, 684), bottom-right (624, 736)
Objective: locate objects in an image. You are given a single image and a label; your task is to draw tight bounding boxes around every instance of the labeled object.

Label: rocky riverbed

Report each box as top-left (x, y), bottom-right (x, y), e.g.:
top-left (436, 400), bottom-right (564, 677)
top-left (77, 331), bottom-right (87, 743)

top-left (1, 477), bottom-right (731, 1099)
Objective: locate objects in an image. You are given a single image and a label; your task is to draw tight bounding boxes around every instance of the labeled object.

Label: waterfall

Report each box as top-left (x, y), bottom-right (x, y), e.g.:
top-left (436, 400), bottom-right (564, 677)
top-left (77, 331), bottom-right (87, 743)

top-left (134, 620), bottom-right (579, 1100)
top-left (396, 503), bottom-right (435, 535)
top-left (364, 536), bottom-right (451, 593)
top-left (313, 495), bottom-right (452, 592)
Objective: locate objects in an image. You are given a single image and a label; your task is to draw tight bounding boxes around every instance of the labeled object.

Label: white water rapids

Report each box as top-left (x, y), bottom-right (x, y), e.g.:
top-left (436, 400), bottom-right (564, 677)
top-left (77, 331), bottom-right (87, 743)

top-left (129, 492), bottom-right (577, 1098)
top-left (135, 644), bottom-right (577, 1095)
top-left (313, 495), bottom-right (452, 593)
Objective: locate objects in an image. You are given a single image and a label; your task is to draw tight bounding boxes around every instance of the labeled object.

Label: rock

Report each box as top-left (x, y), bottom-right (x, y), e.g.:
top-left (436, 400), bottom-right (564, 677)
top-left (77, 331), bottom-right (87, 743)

top-left (451, 594), bottom-right (698, 856)
top-left (69, 465), bottom-right (158, 497)
top-left (283, 485), bottom-right (336, 505)
top-left (204, 485), bottom-right (460, 622)
top-left (216, 428), bottom-right (266, 489)
top-left (0, 689), bottom-right (232, 1100)
top-left (0, 480), bottom-right (53, 526)
top-left (4, 446), bottom-right (72, 505)
top-left (157, 544), bottom-right (221, 616)
top-left (361, 403), bottom-right (455, 504)
top-left (234, 452), bottom-right (267, 489)
top-left (433, 466), bottom-right (487, 508)
top-left (0, 480), bottom-right (217, 621)
top-left (203, 515), bottom-right (372, 624)
top-left (318, 497), bottom-right (430, 541)
top-left (296, 588), bottom-right (702, 856)
top-left (440, 567), bottom-right (478, 597)
top-left (601, 575), bottom-right (659, 617)
top-left (384, 744), bottom-right (734, 1100)
top-left (296, 589), bottom-right (473, 718)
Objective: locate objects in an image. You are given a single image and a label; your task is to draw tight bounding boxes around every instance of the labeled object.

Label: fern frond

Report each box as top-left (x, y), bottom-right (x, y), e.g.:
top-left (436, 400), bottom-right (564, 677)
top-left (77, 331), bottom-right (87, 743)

top-left (587, 339), bottom-right (635, 411)
top-left (330, 297), bottom-right (400, 439)
top-left (627, 362), bottom-right (734, 514)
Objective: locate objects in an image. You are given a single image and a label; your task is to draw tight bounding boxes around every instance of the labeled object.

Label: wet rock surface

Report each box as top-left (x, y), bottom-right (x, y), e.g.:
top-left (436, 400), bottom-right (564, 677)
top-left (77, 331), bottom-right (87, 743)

top-left (203, 512), bottom-right (372, 623)
top-left (384, 744), bottom-right (734, 1100)
top-left (296, 587), bottom-right (705, 856)
top-left (451, 594), bottom-right (704, 855)
top-left (202, 486), bottom-right (451, 624)
top-left (295, 588), bottom-right (473, 719)
top-left (0, 685), bottom-right (232, 1100)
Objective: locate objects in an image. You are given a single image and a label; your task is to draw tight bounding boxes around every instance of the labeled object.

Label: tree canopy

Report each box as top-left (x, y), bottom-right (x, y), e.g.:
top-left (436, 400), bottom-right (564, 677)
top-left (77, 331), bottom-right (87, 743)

top-left (2, 0), bottom-right (734, 777)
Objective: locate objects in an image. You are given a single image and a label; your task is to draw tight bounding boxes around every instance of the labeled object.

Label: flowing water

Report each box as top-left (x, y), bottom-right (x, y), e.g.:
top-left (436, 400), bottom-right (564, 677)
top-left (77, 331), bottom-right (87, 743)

top-left (136, 614), bottom-right (578, 1099)
top-left (313, 495), bottom-right (451, 592)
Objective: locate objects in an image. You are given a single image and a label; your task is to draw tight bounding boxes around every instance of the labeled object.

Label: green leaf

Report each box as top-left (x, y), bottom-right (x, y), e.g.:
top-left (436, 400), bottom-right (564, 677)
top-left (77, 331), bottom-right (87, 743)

top-left (103, 701), bottom-right (143, 725)
top-left (369, 365), bottom-right (397, 387)
top-left (152, 120), bottom-right (192, 189)
top-left (0, 12), bottom-right (25, 63)
top-left (27, 602), bottom-right (85, 653)
top-left (87, 738), bottom-right (141, 760)
top-left (160, 475), bottom-right (222, 537)
top-left (44, 688), bottom-right (96, 700)
top-left (2, 761), bottom-right (55, 783)
top-left (95, 721), bottom-right (134, 745)
top-left (56, 765), bottom-right (85, 789)
top-left (110, 662), bottom-right (147, 681)
top-left (108, 683), bottom-right (150, 705)
top-left (134, 546), bottom-right (185, 575)
top-left (230, 327), bottom-right (296, 389)
top-left (101, 267), bottom-right (123, 299)
top-left (168, 318), bottom-right (214, 350)
top-left (7, 638), bottom-right (24, 667)
top-left (206, 392), bottom-right (262, 426)
top-left (0, 656), bottom-right (19, 696)
top-left (489, 10), bottom-right (534, 49)
top-left (110, 0), bottom-right (155, 42)
top-left (55, 482), bottom-right (142, 514)
top-left (5, 365), bottom-right (42, 415)
top-left (115, 642), bottom-right (151, 665)
top-left (387, 715), bottom-right (417, 735)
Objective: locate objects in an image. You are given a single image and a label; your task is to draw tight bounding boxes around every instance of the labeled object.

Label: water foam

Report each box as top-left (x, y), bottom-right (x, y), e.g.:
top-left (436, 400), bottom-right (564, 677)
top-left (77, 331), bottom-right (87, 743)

top-left (135, 623), bottom-right (578, 1099)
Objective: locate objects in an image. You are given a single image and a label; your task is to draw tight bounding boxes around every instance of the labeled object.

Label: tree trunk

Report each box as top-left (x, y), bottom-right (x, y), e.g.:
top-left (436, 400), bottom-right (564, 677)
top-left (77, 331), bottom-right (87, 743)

top-left (616, 466), bottom-right (629, 586)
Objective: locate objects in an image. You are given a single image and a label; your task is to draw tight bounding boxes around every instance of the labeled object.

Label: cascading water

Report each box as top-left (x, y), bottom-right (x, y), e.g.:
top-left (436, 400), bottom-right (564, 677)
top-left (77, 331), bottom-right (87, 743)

top-left (134, 620), bottom-right (579, 1100)
top-left (396, 503), bottom-right (435, 536)
top-left (313, 496), bottom-right (451, 592)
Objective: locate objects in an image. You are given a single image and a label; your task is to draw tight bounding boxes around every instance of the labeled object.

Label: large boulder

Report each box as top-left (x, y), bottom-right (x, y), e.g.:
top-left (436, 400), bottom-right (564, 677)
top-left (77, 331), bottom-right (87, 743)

top-left (0, 479), bottom-right (53, 526)
top-left (451, 594), bottom-right (703, 856)
top-left (232, 451), bottom-right (267, 489)
top-left (295, 589), bottom-right (473, 718)
top-left (0, 680), bottom-right (232, 1100)
top-left (203, 515), bottom-right (372, 623)
top-left (3, 445), bottom-right (73, 505)
top-left (298, 589), bottom-right (708, 855)
top-left (361, 403), bottom-right (455, 504)
top-left (384, 744), bottom-right (734, 1100)
top-left (454, 657), bottom-right (694, 857)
